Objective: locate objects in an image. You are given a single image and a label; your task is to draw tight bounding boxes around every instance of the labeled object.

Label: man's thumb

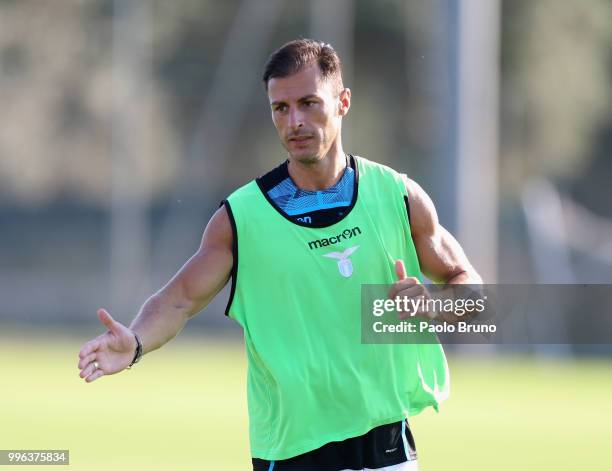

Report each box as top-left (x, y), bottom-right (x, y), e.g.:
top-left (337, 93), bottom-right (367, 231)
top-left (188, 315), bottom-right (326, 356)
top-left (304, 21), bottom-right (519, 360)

top-left (97, 308), bottom-right (118, 333)
top-left (395, 260), bottom-right (407, 281)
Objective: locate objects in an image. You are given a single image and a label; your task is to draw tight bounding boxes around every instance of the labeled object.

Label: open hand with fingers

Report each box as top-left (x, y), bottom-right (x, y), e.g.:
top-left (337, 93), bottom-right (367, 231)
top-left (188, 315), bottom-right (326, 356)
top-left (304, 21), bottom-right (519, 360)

top-left (77, 308), bottom-right (138, 383)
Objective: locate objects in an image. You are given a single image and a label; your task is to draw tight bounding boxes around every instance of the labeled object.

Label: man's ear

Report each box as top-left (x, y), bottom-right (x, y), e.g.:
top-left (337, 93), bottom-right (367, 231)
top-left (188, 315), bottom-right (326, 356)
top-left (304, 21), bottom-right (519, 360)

top-left (338, 88), bottom-right (351, 117)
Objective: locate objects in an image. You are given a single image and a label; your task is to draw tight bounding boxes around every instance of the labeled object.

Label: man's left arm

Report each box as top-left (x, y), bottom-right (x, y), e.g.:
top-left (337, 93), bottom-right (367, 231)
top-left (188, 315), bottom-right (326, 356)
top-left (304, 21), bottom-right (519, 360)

top-left (405, 177), bottom-right (481, 286)
top-left (389, 178), bottom-right (483, 323)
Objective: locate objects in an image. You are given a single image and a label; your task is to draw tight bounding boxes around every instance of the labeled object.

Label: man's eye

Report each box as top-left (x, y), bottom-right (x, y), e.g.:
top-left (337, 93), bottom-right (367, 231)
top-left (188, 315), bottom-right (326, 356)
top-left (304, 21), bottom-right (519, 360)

top-left (275, 105), bottom-right (287, 112)
top-left (305, 101), bottom-right (315, 107)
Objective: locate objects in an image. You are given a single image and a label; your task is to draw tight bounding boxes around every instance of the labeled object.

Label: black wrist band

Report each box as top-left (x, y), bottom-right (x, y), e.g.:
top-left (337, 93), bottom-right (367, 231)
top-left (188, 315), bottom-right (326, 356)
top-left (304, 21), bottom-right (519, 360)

top-left (126, 332), bottom-right (143, 369)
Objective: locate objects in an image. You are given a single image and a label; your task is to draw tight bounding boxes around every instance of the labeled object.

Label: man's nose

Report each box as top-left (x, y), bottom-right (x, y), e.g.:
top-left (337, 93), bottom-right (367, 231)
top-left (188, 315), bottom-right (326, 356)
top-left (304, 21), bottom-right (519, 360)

top-left (288, 109), bottom-right (304, 130)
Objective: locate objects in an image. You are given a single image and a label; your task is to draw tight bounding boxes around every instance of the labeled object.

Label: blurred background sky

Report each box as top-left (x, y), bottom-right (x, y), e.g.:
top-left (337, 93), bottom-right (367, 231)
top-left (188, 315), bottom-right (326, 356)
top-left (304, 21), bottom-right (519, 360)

top-left (1, 0), bottom-right (611, 339)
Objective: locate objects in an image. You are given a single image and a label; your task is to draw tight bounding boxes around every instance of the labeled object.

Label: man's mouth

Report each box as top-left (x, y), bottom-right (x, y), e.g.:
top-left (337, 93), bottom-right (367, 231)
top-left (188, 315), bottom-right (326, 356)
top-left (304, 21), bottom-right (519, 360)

top-left (289, 137), bottom-right (313, 148)
top-left (289, 135), bottom-right (313, 142)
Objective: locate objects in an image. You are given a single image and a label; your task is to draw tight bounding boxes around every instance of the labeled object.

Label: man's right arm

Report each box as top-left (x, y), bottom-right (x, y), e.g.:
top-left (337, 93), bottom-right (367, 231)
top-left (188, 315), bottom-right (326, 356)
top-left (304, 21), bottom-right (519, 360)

top-left (77, 205), bottom-right (233, 382)
top-left (129, 205), bottom-right (234, 354)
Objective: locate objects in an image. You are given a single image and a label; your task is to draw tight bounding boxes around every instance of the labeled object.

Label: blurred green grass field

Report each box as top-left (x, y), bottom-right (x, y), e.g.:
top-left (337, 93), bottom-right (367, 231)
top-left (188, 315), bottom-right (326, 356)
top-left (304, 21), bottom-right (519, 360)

top-left (1, 331), bottom-right (611, 470)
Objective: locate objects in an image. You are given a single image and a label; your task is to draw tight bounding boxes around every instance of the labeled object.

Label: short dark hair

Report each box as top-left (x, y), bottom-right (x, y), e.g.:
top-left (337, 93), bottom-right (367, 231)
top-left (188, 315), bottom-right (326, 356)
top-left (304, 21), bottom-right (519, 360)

top-left (262, 38), bottom-right (343, 92)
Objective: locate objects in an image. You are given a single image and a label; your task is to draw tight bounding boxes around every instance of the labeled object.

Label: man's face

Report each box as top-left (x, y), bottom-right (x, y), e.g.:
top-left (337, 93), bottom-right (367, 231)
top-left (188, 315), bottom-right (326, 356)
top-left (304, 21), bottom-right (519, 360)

top-left (267, 64), bottom-right (349, 164)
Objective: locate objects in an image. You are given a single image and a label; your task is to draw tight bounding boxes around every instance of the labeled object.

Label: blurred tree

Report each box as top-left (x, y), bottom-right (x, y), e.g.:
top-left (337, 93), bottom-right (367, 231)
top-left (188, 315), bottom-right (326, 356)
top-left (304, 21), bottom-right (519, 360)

top-left (0, 0), bottom-right (179, 207)
top-left (501, 0), bottom-right (612, 187)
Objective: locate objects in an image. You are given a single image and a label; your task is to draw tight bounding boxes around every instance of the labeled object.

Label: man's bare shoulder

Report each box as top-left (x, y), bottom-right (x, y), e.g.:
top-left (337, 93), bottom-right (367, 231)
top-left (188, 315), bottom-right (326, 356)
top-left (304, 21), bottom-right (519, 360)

top-left (171, 205), bottom-right (234, 313)
top-left (403, 176), bottom-right (438, 237)
top-left (200, 204), bottom-right (233, 251)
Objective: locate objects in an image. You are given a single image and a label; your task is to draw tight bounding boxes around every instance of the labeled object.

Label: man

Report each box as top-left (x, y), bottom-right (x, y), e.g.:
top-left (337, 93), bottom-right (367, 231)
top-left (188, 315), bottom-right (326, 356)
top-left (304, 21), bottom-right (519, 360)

top-left (78, 39), bottom-right (481, 470)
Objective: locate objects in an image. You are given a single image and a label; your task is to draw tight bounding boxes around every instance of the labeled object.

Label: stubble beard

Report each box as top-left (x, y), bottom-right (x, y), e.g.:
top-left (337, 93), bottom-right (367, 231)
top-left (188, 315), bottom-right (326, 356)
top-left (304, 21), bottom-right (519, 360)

top-left (292, 153), bottom-right (321, 165)
top-left (285, 139), bottom-right (324, 165)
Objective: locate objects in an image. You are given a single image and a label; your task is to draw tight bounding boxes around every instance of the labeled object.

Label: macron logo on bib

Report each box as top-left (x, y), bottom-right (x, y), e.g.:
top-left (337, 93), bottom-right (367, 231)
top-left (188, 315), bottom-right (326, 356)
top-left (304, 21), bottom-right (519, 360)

top-left (307, 226), bottom-right (362, 250)
top-left (323, 246), bottom-right (360, 278)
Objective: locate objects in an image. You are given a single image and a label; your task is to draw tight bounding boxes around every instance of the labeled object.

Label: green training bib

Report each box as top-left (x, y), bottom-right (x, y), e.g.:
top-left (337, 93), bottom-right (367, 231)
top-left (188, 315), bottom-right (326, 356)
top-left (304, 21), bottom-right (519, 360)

top-left (225, 156), bottom-right (449, 460)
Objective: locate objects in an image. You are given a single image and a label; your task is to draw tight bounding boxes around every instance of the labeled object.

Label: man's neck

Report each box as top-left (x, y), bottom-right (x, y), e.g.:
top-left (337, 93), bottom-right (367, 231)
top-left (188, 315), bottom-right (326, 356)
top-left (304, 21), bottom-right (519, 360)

top-left (287, 145), bottom-right (347, 191)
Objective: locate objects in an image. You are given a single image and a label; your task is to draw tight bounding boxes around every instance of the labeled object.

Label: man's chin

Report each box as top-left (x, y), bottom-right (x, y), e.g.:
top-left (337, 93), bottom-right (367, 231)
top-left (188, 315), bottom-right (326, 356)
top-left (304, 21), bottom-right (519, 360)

top-left (289, 151), bottom-right (322, 165)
